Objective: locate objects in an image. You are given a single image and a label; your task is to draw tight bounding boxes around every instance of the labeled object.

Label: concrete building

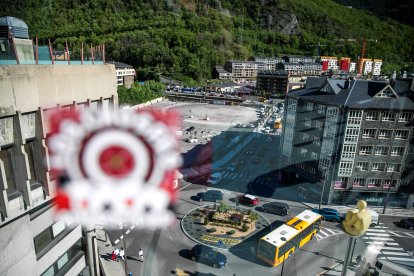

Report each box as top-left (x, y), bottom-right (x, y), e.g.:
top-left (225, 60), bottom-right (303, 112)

top-left (282, 55), bottom-right (315, 64)
top-left (349, 62), bottom-right (356, 73)
top-left (224, 60), bottom-right (269, 83)
top-left (0, 20), bottom-right (117, 275)
top-left (362, 58), bottom-right (373, 75)
top-left (248, 56), bottom-right (284, 70)
top-left (281, 76), bottom-right (414, 207)
top-left (213, 66), bottom-right (232, 80)
top-left (107, 61), bottom-right (135, 88)
top-left (256, 70), bottom-right (289, 95)
top-left (320, 56), bottom-right (339, 71)
top-left (373, 59), bottom-right (383, 76)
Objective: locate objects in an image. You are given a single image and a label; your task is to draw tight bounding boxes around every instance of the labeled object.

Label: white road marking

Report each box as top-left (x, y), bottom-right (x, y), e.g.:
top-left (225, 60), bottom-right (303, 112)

top-left (126, 230), bottom-right (130, 234)
top-left (362, 237), bottom-right (394, 241)
top-left (131, 225), bottom-right (135, 230)
top-left (378, 256), bottom-right (414, 263)
top-left (178, 183), bottom-right (192, 191)
top-left (114, 239), bottom-right (120, 245)
top-left (381, 251), bottom-right (412, 256)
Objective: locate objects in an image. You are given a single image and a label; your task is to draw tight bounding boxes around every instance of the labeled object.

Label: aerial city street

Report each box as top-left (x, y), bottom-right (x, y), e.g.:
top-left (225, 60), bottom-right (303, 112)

top-left (1, 1), bottom-right (414, 276)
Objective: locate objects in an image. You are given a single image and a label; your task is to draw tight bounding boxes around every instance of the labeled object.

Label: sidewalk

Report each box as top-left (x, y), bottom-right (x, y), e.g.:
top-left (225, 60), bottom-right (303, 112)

top-left (301, 202), bottom-right (414, 218)
top-left (96, 229), bottom-right (125, 276)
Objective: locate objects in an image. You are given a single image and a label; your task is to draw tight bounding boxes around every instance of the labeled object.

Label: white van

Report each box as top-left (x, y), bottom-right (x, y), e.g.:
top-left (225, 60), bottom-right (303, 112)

top-left (368, 209), bottom-right (379, 227)
top-left (207, 172), bottom-right (222, 185)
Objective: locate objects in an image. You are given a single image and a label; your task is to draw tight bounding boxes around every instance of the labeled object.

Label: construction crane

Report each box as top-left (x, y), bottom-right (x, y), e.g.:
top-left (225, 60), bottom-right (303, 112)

top-left (357, 35), bottom-right (378, 74)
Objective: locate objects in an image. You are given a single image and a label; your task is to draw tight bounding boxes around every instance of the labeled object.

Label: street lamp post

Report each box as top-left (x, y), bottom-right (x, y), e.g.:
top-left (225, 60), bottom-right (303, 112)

top-left (319, 168), bottom-right (329, 210)
top-left (382, 172), bottom-right (394, 214)
top-left (280, 237), bottom-right (287, 276)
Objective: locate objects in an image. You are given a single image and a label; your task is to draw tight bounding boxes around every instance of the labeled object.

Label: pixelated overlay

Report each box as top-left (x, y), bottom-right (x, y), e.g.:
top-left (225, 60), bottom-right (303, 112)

top-left (47, 107), bottom-right (181, 229)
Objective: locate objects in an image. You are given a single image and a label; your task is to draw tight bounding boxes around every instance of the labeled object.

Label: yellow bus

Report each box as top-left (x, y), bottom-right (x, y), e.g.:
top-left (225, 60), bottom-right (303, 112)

top-left (257, 210), bottom-right (323, 267)
top-left (274, 118), bottom-right (282, 129)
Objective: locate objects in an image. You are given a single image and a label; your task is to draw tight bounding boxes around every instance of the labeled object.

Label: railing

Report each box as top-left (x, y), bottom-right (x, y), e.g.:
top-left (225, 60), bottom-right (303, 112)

top-left (0, 37), bottom-right (105, 65)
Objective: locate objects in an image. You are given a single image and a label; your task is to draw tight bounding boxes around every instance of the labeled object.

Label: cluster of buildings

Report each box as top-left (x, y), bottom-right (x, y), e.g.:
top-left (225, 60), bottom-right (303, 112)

top-left (0, 17), bottom-right (117, 276)
top-left (280, 74), bottom-right (414, 208)
top-left (214, 55), bottom-right (384, 96)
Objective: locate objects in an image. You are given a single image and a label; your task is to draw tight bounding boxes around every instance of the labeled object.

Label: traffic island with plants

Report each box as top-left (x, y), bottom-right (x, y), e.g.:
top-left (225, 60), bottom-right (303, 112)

top-left (181, 202), bottom-right (270, 249)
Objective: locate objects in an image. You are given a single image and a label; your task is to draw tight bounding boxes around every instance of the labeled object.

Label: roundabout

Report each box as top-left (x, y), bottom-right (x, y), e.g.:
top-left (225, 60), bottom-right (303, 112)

top-left (181, 202), bottom-right (270, 250)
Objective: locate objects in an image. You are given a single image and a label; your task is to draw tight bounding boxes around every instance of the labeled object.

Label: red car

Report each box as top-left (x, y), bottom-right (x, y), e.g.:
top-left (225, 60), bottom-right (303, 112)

top-left (238, 194), bottom-right (259, 206)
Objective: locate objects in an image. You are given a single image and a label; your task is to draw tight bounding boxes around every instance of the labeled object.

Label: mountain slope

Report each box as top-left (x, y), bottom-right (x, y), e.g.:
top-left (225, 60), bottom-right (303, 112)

top-left (1, 0), bottom-right (413, 82)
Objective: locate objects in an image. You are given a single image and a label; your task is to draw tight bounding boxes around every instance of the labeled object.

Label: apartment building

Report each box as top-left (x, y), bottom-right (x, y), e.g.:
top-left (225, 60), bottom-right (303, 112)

top-left (213, 66), bottom-right (232, 80)
top-left (256, 70), bottom-right (289, 95)
top-left (320, 56), bottom-right (338, 71)
top-left (248, 56), bottom-right (284, 70)
top-left (281, 76), bottom-right (414, 207)
top-left (0, 18), bottom-right (117, 275)
top-left (224, 60), bottom-right (269, 83)
top-left (372, 59), bottom-right (383, 76)
top-left (282, 55), bottom-right (315, 64)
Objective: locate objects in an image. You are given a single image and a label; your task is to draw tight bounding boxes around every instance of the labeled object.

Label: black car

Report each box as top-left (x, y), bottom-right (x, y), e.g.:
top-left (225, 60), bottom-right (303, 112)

top-left (190, 245), bottom-right (227, 268)
top-left (186, 126), bottom-right (195, 132)
top-left (258, 202), bottom-right (289, 216)
top-left (399, 218), bottom-right (414, 230)
top-left (196, 190), bottom-right (223, 202)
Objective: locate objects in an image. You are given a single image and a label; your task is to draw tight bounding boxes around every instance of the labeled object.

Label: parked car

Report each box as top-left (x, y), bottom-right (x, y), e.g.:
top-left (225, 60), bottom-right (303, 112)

top-left (226, 163), bottom-right (236, 172)
top-left (264, 127), bottom-right (271, 133)
top-left (312, 208), bottom-right (342, 222)
top-left (196, 190), bottom-right (223, 202)
top-left (207, 172), bottom-right (222, 185)
top-left (186, 126), bottom-right (195, 132)
top-left (258, 202), bottom-right (289, 216)
top-left (190, 245), bottom-right (227, 268)
top-left (367, 209), bottom-right (380, 227)
top-left (399, 218), bottom-right (414, 230)
top-left (238, 194), bottom-right (259, 206)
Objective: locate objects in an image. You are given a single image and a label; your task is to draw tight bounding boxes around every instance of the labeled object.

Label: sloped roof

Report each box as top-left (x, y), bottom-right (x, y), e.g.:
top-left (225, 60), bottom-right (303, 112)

top-left (289, 78), bottom-right (414, 111)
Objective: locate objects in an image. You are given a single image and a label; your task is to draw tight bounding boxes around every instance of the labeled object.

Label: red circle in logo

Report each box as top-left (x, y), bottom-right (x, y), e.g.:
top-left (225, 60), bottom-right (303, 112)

top-left (99, 146), bottom-right (135, 178)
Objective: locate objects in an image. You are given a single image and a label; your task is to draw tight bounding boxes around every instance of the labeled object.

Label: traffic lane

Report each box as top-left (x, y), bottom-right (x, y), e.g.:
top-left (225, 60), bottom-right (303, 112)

top-left (380, 215), bottom-right (414, 232)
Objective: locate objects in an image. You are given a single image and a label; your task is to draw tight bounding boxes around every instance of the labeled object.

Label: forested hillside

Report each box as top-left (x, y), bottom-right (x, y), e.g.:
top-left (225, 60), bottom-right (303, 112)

top-left (1, 0), bottom-right (413, 83)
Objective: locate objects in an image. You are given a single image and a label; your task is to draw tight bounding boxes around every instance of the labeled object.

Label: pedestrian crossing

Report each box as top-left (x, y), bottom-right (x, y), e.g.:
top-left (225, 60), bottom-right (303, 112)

top-left (221, 171), bottom-right (253, 180)
top-left (361, 223), bottom-right (414, 266)
top-left (316, 227), bottom-right (344, 242)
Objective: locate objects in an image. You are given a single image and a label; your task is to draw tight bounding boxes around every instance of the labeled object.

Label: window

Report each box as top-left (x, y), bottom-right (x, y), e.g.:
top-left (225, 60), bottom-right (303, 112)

top-left (356, 161), bottom-right (369, 171)
top-left (345, 127), bottom-right (359, 142)
top-left (347, 110), bottom-right (362, 124)
top-left (407, 147), bottom-right (414, 155)
top-left (302, 133), bottom-right (310, 141)
top-left (359, 145), bottom-right (373, 155)
top-left (310, 152), bottom-right (318, 160)
top-left (342, 144), bottom-right (356, 158)
top-left (384, 179), bottom-right (399, 188)
top-left (305, 102), bottom-right (314, 111)
top-left (313, 136), bottom-right (321, 146)
top-left (316, 104), bottom-right (325, 114)
top-left (300, 148), bottom-right (307, 156)
top-left (40, 239), bottom-right (83, 276)
top-left (376, 88), bottom-right (396, 98)
top-left (0, 147), bottom-right (17, 194)
top-left (375, 146), bottom-right (389, 156)
top-left (314, 120), bottom-right (323, 128)
top-left (391, 147), bottom-right (405, 156)
top-left (367, 179), bottom-right (382, 187)
top-left (378, 129), bottom-right (392, 139)
top-left (34, 221), bottom-right (67, 255)
top-left (362, 129), bottom-right (376, 138)
top-left (394, 130), bottom-right (409, 140)
top-left (304, 119), bottom-right (312, 127)
top-left (398, 112), bottom-right (412, 122)
top-left (365, 111), bottom-right (379, 121)
top-left (339, 161), bottom-right (353, 175)
top-left (353, 178), bottom-right (365, 186)
top-left (371, 163), bottom-right (385, 172)
top-left (381, 111), bottom-right (396, 122)
top-left (24, 140), bottom-right (41, 185)
top-left (387, 163), bottom-right (402, 173)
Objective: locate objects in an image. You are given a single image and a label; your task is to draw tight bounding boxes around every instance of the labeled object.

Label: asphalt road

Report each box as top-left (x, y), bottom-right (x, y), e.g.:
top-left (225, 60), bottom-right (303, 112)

top-left (105, 101), bottom-right (414, 275)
